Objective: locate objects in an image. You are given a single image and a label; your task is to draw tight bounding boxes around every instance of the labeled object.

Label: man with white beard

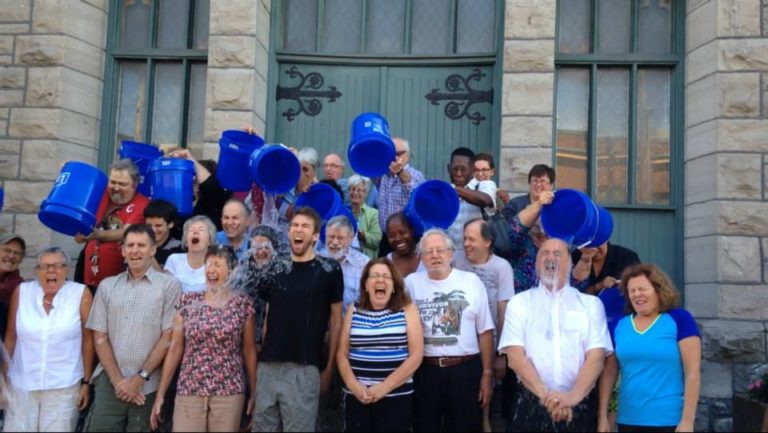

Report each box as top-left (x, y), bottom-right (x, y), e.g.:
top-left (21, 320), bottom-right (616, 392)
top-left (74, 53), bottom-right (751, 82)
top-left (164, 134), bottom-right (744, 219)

top-left (319, 215), bottom-right (370, 313)
top-left (498, 238), bottom-right (612, 432)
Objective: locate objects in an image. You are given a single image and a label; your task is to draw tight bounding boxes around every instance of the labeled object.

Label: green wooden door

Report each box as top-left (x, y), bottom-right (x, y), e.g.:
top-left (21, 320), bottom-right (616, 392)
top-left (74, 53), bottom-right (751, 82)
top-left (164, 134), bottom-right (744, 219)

top-left (273, 63), bottom-right (495, 180)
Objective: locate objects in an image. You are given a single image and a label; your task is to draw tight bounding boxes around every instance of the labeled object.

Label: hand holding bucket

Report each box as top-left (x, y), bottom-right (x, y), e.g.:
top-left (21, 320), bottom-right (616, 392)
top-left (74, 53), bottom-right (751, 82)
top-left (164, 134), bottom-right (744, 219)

top-left (218, 130), bottom-right (265, 191)
top-left (540, 189), bottom-right (613, 248)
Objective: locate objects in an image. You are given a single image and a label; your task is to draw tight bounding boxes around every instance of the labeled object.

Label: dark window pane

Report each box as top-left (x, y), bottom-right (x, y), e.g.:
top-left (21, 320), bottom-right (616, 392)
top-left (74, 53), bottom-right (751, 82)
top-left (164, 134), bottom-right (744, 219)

top-left (457, 0), bottom-right (496, 53)
top-left (636, 69), bottom-right (670, 205)
top-left (412, 0), bottom-right (451, 54)
top-left (116, 61), bottom-right (147, 145)
top-left (558, 0), bottom-right (590, 54)
top-left (596, 68), bottom-right (629, 204)
top-left (120, 0), bottom-right (152, 49)
top-left (367, 0), bottom-right (405, 54)
top-left (284, 0), bottom-right (317, 51)
top-left (638, 0), bottom-right (671, 54)
top-left (186, 63), bottom-right (207, 151)
top-left (193, 0), bottom-right (210, 49)
top-left (158, 0), bottom-right (190, 49)
top-left (597, 0), bottom-right (630, 54)
top-left (151, 62), bottom-right (184, 147)
top-left (556, 68), bottom-right (590, 192)
top-left (322, 0), bottom-right (362, 53)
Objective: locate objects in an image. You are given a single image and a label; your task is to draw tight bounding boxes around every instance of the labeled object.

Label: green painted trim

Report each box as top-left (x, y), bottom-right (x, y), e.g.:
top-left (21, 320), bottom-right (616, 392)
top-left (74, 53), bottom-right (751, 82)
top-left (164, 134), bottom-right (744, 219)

top-left (630, 0), bottom-right (639, 53)
top-left (361, 0), bottom-right (369, 53)
top-left (671, 0), bottom-right (686, 291)
top-left (274, 52), bottom-right (495, 66)
top-left (149, 0), bottom-right (158, 49)
top-left (404, 0), bottom-right (413, 54)
top-left (449, 0), bottom-right (457, 54)
top-left (591, 0), bottom-right (599, 53)
top-left (97, 0), bottom-right (122, 170)
top-left (554, 54), bottom-right (678, 64)
top-left (490, 0), bottom-right (504, 179)
top-left (316, 0), bottom-right (324, 52)
top-left (266, 0), bottom-right (283, 142)
top-left (588, 64), bottom-right (597, 196)
top-left (551, 66), bottom-right (559, 169)
top-left (179, 59), bottom-right (191, 148)
top-left (111, 49), bottom-right (208, 58)
top-left (143, 58), bottom-right (155, 143)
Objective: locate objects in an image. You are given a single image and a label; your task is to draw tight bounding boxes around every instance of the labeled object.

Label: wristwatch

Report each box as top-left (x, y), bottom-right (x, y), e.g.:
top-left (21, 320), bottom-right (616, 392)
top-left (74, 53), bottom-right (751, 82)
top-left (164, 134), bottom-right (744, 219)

top-left (138, 369), bottom-right (151, 381)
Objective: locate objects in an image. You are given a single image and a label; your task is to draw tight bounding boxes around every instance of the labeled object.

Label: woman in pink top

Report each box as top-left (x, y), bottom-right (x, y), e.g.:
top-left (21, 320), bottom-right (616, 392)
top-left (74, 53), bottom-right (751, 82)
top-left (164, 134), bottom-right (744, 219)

top-left (150, 245), bottom-right (257, 432)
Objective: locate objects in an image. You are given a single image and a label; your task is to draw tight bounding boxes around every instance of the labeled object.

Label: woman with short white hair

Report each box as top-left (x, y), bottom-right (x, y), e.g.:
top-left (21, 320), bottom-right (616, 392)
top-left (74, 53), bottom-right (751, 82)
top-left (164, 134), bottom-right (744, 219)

top-left (4, 247), bottom-right (94, 432)
top-left (348, 175), bottom-right (382, 259)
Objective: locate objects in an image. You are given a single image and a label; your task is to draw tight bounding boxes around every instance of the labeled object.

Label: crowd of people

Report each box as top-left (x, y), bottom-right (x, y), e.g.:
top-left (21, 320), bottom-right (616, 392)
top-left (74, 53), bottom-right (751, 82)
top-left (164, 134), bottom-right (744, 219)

top-left (0, 136), bottom-right (701, 433)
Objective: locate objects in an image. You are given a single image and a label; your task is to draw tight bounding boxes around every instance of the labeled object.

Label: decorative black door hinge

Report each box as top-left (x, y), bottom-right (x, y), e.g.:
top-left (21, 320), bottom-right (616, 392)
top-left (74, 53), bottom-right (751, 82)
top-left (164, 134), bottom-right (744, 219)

top-left (276, 66), bottom-right (342, 121)
top-left (424, 69), bottom-right (493, 125)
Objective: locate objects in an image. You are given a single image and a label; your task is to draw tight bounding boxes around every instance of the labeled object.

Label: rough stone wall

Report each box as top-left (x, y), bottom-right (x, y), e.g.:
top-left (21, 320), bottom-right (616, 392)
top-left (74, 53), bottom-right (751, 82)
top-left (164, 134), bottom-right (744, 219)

top-left (199, 0), bottom-right (270, 160)
top-left (499, 0), bottom-right (556, 195)
top-left (0, 0), bottom-right (107, 277)
top-left (685, 0), bottom-right (768, 430)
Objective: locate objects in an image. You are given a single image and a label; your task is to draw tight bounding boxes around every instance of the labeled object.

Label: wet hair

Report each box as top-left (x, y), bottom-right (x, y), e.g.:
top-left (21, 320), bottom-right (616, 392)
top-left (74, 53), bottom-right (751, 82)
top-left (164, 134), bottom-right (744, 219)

top-left (475, 152), bottom-right (495, 169)
top-left (122, 224), bottom-right (156, 245)
top-left (205, 244), bottom-right (238, 271)
top-left (416, 228), bottom-right (455, 255)
top-left (110, 159), bottom-right (140, 184)
top-left (319, 179), bottom-right (344, 200)
top-left (528, 164), bottom-right (556, 184)
top-left (292, 207), bottom-right (322, 235)
top-left (358, 258), bottom-right (411, 312)
top-left (463, 218), bottom-right (496, 245)
top-left (620, 263), bottom-right (680, 314)
top-left (450, 147), bottom-right (476, 164)
top-left (144, 199), bottom-right (178, 224)
top-left (36, 246), bottom-right (71, 267)
top-left (251, 225), bottom-right (280, 249)
top-left (326, 215), bottom-right (354, 236)
top-left (181, 215), bottom-right (217, 248)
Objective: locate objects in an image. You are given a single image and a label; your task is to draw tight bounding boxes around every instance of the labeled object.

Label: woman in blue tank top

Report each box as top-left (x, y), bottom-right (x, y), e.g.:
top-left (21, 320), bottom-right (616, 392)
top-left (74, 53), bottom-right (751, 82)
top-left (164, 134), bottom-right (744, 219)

top-left (337, 257), bottom-right (423, 432)
top-left (597, 263), bottom-right (701, 432)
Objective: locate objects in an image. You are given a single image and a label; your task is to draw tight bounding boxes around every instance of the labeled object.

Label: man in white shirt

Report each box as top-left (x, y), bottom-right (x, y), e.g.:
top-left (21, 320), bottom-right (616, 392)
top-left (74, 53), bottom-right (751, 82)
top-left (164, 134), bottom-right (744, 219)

top-left (405, 228), bottom-right (495, 432)
top-left (498, 238), bottom-right (612, 432)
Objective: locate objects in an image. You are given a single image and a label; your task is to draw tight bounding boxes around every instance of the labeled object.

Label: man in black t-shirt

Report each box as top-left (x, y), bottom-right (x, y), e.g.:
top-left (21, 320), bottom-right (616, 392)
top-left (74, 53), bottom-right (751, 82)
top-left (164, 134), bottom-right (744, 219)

top-left (252, 207), bottom-right (344, 432)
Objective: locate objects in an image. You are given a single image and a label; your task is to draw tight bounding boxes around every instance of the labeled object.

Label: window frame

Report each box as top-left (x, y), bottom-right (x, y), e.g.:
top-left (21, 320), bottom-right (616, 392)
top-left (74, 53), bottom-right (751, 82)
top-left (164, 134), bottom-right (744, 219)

top-left (98, 0), bottom-right (209, 170)
top-left (552, 0), bottom-right (685, 211)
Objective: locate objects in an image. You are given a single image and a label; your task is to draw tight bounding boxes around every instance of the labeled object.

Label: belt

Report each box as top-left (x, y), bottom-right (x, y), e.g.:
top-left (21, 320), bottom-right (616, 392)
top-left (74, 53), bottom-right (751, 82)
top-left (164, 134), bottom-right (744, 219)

top-left (423, 354), bottom-right (478, 368)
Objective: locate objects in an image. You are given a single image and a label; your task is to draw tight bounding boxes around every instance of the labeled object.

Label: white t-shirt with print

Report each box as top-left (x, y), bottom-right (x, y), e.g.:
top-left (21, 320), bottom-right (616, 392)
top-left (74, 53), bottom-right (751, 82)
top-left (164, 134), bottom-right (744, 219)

top-left (164, 253), bottom-right (207, 293)
top-left (453, 251), bottom-right (515, 328)
top-left (405, 268), bottom-right (495, 357)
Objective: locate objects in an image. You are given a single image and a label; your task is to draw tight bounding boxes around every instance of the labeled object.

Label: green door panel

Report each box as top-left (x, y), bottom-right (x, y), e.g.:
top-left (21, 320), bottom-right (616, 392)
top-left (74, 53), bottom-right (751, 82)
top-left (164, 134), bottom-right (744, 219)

top-left (273, 63), bottom-right (495, 181)
top-left (606, 208), bottom-right (678, 285)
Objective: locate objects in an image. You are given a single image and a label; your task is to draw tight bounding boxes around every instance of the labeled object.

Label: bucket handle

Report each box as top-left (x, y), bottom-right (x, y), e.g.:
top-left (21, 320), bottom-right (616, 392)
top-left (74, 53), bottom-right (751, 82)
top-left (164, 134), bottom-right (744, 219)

top-left (574, 199), bottom-right (601, 249)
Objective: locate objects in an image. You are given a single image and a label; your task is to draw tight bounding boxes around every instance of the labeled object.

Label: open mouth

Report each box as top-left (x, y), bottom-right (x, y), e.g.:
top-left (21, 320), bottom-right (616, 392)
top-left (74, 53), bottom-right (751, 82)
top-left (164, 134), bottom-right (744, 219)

top-left (190, 236), bottom-right (201, 246)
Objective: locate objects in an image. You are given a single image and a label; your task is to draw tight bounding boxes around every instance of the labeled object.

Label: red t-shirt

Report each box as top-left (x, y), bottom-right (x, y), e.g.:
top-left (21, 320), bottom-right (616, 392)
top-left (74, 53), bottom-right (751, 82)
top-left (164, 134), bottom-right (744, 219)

top-left (84, 192), bottom-right (149, 288)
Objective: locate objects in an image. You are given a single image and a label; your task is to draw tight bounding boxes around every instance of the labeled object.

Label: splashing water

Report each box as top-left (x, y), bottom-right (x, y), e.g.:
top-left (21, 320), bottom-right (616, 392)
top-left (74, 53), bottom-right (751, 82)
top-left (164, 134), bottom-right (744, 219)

top-left (540, 258), bottom-right (561, 291)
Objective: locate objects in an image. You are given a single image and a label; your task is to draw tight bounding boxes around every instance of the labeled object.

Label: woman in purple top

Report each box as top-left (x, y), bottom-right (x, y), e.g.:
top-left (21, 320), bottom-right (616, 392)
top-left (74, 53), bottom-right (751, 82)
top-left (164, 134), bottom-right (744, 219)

top-left (150, 245), bottom-right (257, 432)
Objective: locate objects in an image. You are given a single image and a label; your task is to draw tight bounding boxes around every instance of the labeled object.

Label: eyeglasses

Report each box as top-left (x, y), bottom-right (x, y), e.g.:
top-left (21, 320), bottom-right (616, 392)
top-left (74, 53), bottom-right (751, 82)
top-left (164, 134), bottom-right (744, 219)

top-left (368, 273), bottom-right (393, 280)
top-left (422, 247), bottom-right (451, 256)
top-left (530, 178), bottom-right (551, 186)
top-left (36, 263), bottom-right (67, 271)
top-left (1, 247), bottom-right (24, 257)
top-left (475, 168), bottom-right (492, 173)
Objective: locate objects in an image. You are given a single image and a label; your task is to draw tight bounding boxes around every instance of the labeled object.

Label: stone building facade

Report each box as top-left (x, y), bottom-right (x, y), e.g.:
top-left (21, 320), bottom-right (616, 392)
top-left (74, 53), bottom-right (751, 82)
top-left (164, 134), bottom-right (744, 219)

top-left (0, 0), bottom-right (767, 430)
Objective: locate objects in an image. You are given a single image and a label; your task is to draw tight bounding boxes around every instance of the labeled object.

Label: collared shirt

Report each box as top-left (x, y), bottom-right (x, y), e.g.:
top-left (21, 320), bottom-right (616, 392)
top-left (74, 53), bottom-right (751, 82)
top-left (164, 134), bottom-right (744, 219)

top-left (216, 228), bottom-right (252, 261)
top-left (375, 164), bottom-right (425, 232)
top-left (498, 283), bottom-right (613, 392)
top-left (405, 268), bottom-right (495, 357)
top-left (319, 247), bottom-right (370, 312)
top-left (87, 267), bottom-right (181, 395)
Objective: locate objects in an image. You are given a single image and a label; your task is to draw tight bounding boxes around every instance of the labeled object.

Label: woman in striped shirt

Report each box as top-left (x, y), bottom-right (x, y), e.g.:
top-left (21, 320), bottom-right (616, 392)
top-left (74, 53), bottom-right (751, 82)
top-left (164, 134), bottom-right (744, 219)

top-left (337, 257), bottom-right (423, 432)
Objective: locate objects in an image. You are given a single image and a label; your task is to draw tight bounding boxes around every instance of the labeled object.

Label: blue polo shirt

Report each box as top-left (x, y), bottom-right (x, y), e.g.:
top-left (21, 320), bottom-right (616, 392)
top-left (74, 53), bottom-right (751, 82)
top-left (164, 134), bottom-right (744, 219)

top-left (215, 228), bottom-right (252, 261)
top-left (609, 309), bottom-right (700, 427)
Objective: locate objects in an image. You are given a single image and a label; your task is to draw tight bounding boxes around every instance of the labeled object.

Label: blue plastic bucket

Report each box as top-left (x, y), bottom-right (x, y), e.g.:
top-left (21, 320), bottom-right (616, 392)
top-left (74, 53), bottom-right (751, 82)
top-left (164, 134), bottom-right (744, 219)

top-left (118, 141), bottom-right (163, 197)
top-left (218, 130), bottom-right (265, 191)
top-left (541, 189), bottom-right (613, 247)
top-left (249, 144), bottom-right (301, 194)
top-left (348, 112), bottom-right (396, 178)
top-left (295, 183), bottom-right (344, 221)
top-left (403, 180), bottom-right (460, 237)
top-left (38, 161), bottom-right (108, 236)
top-left (148, 158), bottom-right (195, 217)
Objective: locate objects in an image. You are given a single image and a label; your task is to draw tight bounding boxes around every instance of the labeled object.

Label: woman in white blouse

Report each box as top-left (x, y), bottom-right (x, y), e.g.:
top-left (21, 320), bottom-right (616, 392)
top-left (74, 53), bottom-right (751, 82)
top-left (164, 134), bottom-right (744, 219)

top-left (164, 215), bottom-right (218, 293)
top-left (3, 247), bottom-right (94, 432)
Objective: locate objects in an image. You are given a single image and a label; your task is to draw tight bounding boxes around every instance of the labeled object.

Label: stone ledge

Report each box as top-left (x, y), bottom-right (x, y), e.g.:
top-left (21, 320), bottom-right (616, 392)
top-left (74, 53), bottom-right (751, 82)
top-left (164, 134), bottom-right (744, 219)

top-left (720, 285), bottom-right (768, 319)
top-left (15, 35), bottom-right (104, 78)
top-left (208, 36), bottom-right (257, 68)
top-left (719, 39), bottom-right (768, 71)
top-left (501, 116), bottom-right (552, 148)
top-left (209, 0), bottom-right (258, 36)
top-left (699, 319), bottom-right (765, 362)
top-left (504, 0), bottom-right (556, 39)
top-left (503, 40), bottom-right (554, 72)
top-left (501, 73), bottom-right (554, 116)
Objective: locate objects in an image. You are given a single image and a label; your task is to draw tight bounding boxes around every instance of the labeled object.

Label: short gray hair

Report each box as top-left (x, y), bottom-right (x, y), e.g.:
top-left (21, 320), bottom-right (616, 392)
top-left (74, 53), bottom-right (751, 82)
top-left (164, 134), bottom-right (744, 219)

top-left (110, 158), bottom-right (141, 184)
top-left (393, 137), bottom-right (410, 153)
top-left (325, 215), bottom-right (354, 236)
top-left (298, 147), bottom-right (319, 168)
top-left (416, 228), bottom-right (455, 255)
top-left (36, 247), bottom-right (71, 266)
top-left (181, 215), bottom-right (217, 248)
top-left (347, 174), bottom-right (370, 192)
